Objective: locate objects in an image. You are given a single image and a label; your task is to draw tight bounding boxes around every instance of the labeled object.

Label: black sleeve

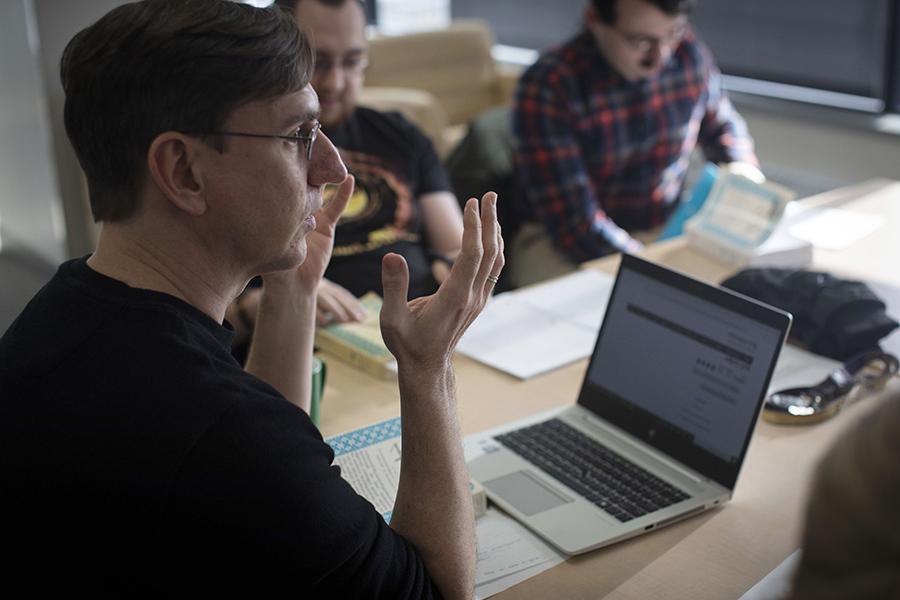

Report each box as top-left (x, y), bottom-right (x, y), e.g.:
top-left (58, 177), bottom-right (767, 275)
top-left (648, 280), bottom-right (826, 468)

top-left (162, 395), bottom-right (438, 598)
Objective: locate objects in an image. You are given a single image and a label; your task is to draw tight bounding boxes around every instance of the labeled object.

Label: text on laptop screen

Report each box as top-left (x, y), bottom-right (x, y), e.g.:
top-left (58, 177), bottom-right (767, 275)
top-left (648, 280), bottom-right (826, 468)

top-left (583, 265), bottom-right (783, 467)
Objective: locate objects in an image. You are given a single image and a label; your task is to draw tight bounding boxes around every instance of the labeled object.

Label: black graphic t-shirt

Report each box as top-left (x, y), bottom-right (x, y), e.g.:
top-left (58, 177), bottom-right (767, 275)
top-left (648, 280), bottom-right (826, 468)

top-left (324, 107), bottom-right (451, 299)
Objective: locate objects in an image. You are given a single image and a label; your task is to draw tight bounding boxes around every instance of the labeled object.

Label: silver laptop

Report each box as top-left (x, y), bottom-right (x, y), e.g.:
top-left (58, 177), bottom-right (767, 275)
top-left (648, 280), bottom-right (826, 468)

top-left (468, 255), bottom-right (792, 555)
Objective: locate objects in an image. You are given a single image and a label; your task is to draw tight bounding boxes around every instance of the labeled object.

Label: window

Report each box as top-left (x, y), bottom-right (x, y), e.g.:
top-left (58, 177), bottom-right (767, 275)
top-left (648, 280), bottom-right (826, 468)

top-left (451, 0), bottom-right (900, 115)
top-left (690, 0), bottom-right (891, 109)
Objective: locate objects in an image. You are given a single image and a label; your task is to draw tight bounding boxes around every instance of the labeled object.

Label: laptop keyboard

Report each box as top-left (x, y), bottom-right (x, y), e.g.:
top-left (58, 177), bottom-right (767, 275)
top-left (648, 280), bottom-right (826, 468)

top-left (495, 419), bottom-right (691, 522)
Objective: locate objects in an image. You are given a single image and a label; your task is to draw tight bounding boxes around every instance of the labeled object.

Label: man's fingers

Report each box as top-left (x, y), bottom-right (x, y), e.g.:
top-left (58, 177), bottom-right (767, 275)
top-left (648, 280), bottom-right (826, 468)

top-left (321, 174), bottom-right (354, 224)
top-left (380, 253), bottom-right (410, 327)
top-left (317, 279), bottom-right (365, 323)
top-left (484, 222), bottom-right (506, 296)
top-left (316, 306), bottom-right (334, 326)
top-left (474, 192), bottom-right (500, 291)
top-left (444, 197), bottom-right (483, 298)
top-left (321, 296), bottom-right (352, 323)
top-left (332, 285), bottom-right (366, 321)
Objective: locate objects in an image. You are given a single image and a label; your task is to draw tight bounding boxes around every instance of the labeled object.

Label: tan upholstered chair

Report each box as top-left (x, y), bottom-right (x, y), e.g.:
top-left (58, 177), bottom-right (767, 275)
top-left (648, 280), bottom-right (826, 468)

top-left (358, 20), bottom-right (521, 157)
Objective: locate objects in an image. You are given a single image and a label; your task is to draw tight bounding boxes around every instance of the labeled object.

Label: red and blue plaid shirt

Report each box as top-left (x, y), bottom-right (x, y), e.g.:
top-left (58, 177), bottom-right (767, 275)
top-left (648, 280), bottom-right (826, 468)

top-left (512, 30), bottom-right (757, 262)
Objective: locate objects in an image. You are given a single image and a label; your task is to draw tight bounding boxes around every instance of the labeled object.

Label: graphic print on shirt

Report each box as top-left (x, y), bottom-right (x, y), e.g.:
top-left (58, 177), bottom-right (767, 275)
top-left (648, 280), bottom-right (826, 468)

top-left (326, 148), bottom-right (419, 258)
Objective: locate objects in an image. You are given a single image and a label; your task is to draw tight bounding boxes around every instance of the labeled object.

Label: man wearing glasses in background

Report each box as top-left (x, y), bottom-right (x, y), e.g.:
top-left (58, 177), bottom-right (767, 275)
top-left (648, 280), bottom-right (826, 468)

top-left (236, 0), bottom-right (464, 331)
top-left (0, 0), bottom-right (502, 594)
top-left (510, 0), bottom-right (760, 287)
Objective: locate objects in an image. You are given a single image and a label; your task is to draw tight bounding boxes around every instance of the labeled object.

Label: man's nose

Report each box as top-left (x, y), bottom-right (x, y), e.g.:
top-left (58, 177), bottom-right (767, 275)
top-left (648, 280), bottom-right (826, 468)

top-left (308, 131), bottom-right (347, 187)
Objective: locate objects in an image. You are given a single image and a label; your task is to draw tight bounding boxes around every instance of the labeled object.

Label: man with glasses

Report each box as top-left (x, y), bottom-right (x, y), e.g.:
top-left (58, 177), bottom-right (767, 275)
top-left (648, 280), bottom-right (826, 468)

top-left (0, 0), bottom-right (502, 594)
top-left (510, 0), bottom-right (760, 286)
top-left (261, 0), bottom-right (464, 327)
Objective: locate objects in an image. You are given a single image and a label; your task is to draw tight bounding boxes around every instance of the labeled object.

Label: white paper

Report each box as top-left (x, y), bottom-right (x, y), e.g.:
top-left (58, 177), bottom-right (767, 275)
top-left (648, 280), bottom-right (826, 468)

top-left (869, 281), bottom-right (900, 358)
top-left (789, 207), bottom-right (884, 250)
top-left (329, 418), bottom-right (403, 521)
top-left (458, 270), bottom-right (614, 379)
top-left (332, 435), bottom-right (401, 517)
top-left (766, 344), bottom-right (840, 395)
top-left (739, 550), bottom-right (801, 600)
top-left (513, 269), bottom-right (613, 323)
top-left (474, 508), bottom-right (565, 599)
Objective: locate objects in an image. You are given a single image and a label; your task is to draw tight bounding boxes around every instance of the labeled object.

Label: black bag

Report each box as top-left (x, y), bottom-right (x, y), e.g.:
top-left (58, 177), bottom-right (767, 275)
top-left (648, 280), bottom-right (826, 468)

top-left (721, 268), bottom-right (899, 361)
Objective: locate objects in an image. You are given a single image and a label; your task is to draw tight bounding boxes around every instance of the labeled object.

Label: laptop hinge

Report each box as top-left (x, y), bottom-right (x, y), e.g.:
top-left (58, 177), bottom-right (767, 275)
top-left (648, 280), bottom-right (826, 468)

top-left (581, 411), bottom-right (705, 484)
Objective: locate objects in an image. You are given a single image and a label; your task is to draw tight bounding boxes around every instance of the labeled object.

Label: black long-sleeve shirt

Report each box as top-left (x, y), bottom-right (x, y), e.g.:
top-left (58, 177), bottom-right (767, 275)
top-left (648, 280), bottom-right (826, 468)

top-left (0, 258), bottom-right (436, 596)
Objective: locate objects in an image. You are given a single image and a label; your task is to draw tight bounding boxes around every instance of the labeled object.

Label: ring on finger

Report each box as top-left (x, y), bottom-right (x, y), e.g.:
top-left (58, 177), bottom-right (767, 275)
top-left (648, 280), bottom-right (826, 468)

top-left (486, 274), bottom-right (500, 285)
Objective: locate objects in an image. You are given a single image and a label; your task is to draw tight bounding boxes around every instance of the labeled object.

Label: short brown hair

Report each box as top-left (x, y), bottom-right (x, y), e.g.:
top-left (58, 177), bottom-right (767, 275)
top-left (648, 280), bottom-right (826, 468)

top-left (61, 0), bottom-right (313, 222)
top-left (592, 0), bottom-right (696, 24)
top-left (273, 0), bottom-right (364, 13)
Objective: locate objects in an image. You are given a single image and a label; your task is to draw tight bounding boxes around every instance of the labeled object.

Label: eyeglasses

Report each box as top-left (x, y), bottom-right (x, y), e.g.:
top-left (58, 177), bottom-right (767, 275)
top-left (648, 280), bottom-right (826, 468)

top-left (612, 22), bottom-right (688, 54)
top-left (187, 120), bottom-right (321, 161)
top-left (313, 53), bottom-right (369, 77)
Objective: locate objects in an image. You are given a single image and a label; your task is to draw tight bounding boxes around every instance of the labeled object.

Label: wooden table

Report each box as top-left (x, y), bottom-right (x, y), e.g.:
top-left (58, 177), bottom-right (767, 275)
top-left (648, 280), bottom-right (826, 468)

top-left (317, 179), bottom-right (900, 599)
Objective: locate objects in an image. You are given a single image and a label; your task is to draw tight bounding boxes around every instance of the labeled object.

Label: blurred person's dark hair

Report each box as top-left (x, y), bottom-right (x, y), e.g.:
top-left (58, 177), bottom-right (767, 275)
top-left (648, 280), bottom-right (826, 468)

top-left (274, 0), bottom-right (364, 12)
top-left (791, 394), bottom-right (900, 599)
top-left (61, 0), bottom-right (312, 222)
top-left (591, 0), bottom-right (696, 24)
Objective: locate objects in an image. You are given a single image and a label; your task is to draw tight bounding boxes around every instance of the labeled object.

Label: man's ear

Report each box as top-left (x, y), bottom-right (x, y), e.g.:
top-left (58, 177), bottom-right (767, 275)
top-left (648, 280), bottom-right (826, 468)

top-left (146, 132), bottom-right (208, 216)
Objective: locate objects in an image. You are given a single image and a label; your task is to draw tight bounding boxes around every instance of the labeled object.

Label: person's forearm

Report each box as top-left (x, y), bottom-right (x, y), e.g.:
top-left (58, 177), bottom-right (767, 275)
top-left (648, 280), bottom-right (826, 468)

top-left (244, 283), bottom-right (315, 413)
top-left (700, 88), bottom-right (757, 166)
top-left (389, 361), bottom-right (475, 600)
top-left (421, 191), bottom-right (464, 259)
top-left (430, 241), bottom-right (461, 260)
top-left (518, 144), bottom-right (635, 261)
top-left (533, 197), bottom-right (637, 262)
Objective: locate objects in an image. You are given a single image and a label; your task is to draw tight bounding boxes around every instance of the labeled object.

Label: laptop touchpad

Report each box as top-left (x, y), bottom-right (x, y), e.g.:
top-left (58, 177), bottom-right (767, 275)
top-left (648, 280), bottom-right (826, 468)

top-left (484, 470), bottom-right (573, 516)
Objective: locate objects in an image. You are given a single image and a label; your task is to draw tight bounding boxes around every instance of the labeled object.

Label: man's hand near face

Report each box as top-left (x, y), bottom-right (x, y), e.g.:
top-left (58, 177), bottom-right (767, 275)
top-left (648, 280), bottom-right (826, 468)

top-left (244, 175), bottom-right (354, 412)
top-left (279, 174), bottom-right (356, 290)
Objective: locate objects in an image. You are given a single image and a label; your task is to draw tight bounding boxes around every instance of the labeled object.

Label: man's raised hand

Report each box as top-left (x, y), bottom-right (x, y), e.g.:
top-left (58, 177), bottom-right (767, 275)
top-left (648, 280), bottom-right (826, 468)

top-left (379, 191), bottom-right (503, 370)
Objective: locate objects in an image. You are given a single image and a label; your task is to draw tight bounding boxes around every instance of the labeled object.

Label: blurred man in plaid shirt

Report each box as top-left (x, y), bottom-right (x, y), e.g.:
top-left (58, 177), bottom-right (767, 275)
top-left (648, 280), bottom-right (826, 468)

top-left (510, 0), bottom-right (760, 286)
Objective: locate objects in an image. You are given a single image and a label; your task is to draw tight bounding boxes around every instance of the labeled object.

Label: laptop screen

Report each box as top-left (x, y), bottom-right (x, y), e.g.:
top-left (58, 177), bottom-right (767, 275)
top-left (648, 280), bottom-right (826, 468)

top-left (577, 255), bottom-right (791, 489)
